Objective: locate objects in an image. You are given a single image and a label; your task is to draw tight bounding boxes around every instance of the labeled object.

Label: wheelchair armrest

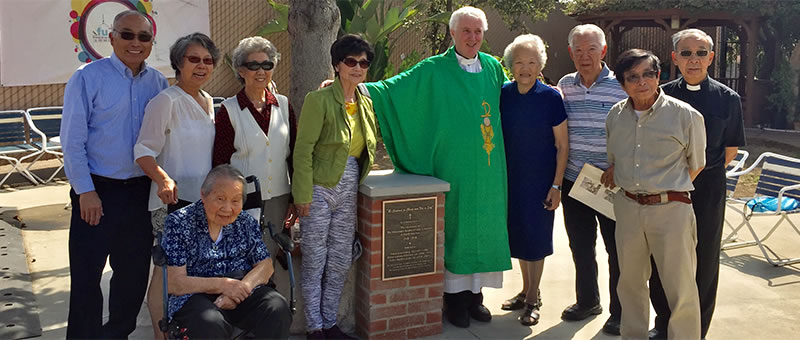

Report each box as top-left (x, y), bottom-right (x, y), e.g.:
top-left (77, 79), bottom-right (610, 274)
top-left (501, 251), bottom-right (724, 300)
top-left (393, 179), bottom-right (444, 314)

top-left (273, 232), bottom-right (295, 252)
top-left (152, 232), bottom-right (167, 266)
top-left (152, 244), bottom-right (167, 266)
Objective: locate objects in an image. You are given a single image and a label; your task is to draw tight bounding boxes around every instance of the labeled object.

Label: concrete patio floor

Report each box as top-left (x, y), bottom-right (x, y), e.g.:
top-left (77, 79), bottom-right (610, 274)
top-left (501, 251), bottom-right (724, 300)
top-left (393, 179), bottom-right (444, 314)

top-left (1, 182), bottom-right (799, 339)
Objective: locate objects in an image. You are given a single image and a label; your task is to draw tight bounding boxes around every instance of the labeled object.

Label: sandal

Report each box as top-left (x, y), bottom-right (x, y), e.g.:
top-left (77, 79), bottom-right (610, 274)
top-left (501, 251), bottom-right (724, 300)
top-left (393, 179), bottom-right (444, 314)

top-left (519, 303), bottom-right (540, 326)
top-left (501, 293), bottom-right (526, 310)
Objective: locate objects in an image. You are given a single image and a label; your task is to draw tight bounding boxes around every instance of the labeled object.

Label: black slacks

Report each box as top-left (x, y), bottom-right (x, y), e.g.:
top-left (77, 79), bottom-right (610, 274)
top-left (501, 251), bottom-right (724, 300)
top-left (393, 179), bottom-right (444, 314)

top-left (66, 176), bottom-right (154, 339)
top-left (649, 166), bottom-right (726, 337)
top-left (172, 285), bottom-right (291, 339)
top-left (562, 179), bottom-right (622, 319)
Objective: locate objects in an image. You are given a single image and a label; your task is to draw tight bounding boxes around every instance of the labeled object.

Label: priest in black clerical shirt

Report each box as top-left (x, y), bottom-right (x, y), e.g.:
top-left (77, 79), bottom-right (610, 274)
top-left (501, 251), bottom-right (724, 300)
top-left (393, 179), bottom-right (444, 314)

top-left (647, 28), bottom-right (747, 340)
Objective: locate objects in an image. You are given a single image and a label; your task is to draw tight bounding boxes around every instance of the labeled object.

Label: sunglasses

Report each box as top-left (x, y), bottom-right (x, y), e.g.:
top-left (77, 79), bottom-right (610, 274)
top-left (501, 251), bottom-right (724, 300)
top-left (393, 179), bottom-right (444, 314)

top-left (624, 70), bottom-right (659, 83)
top-left (679, 50), bottom-right (710, 57)
top-left (185, 55), bottom-right (215, 65)
top-left (114, 30), bottom-right (152, 42)
top-left (342, 57), bottom-right (370, 69)
top-left (242, 60), bottom-right (275, 71)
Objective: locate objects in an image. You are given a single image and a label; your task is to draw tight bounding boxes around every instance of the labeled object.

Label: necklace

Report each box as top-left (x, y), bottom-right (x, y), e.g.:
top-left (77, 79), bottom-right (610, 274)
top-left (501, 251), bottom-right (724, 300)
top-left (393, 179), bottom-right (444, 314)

top-left (249, 94), bottom-right (266, 108)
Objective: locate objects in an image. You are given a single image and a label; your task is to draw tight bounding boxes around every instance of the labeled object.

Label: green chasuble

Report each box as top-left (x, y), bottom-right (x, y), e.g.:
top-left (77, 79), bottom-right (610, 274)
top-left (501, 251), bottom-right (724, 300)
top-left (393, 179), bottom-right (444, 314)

top-left (365, 47), bottom-right (511, 274)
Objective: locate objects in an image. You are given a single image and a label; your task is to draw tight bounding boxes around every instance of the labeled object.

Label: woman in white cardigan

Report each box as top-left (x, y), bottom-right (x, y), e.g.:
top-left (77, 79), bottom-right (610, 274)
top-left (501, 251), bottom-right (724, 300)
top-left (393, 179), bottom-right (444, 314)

top-left (212, 36), bottom-right (298, 239)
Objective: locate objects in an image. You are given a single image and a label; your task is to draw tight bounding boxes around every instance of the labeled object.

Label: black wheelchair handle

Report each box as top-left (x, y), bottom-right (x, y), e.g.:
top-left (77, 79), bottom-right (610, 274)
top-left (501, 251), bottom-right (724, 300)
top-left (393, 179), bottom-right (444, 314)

top-left (274, 232), bottom-right (295, 252)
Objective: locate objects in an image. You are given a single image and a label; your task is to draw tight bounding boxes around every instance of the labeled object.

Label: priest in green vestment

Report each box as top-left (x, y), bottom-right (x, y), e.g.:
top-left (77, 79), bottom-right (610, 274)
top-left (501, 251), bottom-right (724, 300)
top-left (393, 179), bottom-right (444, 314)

top-left (363, 6), bottom-right (511, 328)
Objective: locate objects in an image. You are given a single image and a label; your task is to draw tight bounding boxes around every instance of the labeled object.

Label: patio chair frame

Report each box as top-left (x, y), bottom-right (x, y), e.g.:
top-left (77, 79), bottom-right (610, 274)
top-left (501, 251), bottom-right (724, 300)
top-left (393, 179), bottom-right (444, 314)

top-left (722, 152), bottom-right (800, 266)
top-left (212, 96), bottom-right (225, 114)
top-left (24, 107), bottom-right (64, 183)
top-left (0, 110), bottom-right (40, 186)
top-left (720, 149), bottom-right (750, 249)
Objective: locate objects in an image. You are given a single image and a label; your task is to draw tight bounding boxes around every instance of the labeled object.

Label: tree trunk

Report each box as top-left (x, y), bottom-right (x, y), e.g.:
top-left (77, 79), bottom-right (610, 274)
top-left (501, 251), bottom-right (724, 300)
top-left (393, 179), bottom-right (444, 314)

top-left (788, 43), bottom-right (800, 123)
top-left (288, 0), bottom-right (340, 116)
top-left (436, 0), bottom-right (453, 54)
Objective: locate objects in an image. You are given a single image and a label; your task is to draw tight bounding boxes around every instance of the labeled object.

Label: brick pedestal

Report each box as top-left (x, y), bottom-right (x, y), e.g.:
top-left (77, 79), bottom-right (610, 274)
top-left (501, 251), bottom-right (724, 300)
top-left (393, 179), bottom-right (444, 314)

top-left (354, 170), bottom-right (450, 340)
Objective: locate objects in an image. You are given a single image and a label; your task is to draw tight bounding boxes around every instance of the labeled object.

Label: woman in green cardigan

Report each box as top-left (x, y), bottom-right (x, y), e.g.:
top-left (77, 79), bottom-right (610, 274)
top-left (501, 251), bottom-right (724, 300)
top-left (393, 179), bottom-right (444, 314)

top-left (292, 34), bottom-right (377, 339)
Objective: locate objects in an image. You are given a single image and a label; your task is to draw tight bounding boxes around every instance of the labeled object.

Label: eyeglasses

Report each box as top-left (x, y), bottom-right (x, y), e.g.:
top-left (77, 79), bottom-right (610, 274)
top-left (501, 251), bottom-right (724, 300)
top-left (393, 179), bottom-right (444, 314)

top-left (624, 70), bottom-right (659, 83)
top-left (342, 57), bottom-right (370, 69)
top-left (679, 50), bottom-right (709, 57)
top-left (242, 60), bottom-right (275, 71)
top-left (184, 55), bottom-right (215, 65)
top-left (114, 30), bottom-right (152, 42)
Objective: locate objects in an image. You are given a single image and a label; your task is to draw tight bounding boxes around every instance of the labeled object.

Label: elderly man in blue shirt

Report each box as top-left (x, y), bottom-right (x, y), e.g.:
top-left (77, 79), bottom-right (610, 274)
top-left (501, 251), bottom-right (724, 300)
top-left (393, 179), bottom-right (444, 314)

top-left (60, 10), bottom-right (168, 339)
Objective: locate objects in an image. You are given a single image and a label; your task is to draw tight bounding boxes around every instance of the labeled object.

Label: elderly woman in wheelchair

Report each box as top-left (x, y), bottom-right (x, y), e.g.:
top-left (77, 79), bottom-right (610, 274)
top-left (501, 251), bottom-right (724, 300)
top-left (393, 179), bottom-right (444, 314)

top-left (159, 165), bottom-right (291, 339)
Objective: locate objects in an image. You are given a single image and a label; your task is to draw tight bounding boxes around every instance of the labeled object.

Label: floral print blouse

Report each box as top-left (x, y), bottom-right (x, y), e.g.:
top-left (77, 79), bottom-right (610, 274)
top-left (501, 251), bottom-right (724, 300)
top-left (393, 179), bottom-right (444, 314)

top-left (161, 200), bottom-right (269, 318)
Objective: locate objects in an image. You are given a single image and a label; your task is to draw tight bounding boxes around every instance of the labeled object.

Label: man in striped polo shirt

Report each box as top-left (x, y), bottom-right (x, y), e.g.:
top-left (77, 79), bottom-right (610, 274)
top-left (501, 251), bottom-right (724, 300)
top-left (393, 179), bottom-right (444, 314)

top-left (557, 24), bottom-right (628, 336)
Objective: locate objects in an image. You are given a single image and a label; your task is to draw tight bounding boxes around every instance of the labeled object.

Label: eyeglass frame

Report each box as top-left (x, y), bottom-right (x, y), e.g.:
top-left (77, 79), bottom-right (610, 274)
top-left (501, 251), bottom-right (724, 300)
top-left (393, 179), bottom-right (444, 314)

top-left (113, 30), bottom-right (153, 43)
top-left (184, 55), bottom-right (215, 65)
top-left (623, 70), bottom-right (659, 84)
top-left (342, 57), bottom-right (371, 69)
top-left (678, 50), bottom-right (710, 58)
top-left (242, 60), bottom-right (275, 71)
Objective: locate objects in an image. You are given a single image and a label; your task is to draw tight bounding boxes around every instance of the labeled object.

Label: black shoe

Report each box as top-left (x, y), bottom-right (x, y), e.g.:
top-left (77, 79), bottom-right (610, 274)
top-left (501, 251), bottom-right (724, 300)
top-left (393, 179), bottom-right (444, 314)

top-left (649, 327), bottom-right (668, 339)
top-left (444, 292), bottom-right (470, 328)
top-left (323, 325), bottom-right (355, 339)
top-left (602, 316), bottom-right (621, 336)
top-left (445, 307), bottom-right (470, 328)
top-left (560, 303), bottom-right (602, 321)
top-left (501, 293), bottom-right (526, 310)
top-left (469, 304), bottom-right (492, 322)
top-left (519, 303), bottom-right (540, 326)
top-left (307, 330), bottom-right (325, 339)
top-left (469, 292), bottom-right (492, 322)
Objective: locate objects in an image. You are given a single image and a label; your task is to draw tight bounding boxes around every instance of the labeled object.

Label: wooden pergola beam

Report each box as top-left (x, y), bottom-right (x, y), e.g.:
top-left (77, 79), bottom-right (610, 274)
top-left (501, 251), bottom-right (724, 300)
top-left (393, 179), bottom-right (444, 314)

top-left (574, 9), bottom-right (763, 127)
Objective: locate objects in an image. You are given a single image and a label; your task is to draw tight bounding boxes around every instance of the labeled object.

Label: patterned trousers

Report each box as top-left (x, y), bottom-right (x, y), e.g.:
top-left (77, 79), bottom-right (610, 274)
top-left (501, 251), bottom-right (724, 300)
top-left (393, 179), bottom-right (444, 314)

top-left (300, 156), bottom-right (359, 331)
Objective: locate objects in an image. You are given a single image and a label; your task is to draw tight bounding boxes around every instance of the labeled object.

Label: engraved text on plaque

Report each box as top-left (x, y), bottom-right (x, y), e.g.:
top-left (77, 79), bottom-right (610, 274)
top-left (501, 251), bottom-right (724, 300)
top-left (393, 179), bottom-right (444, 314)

top-left (382, 197), bottom-right (437, 280)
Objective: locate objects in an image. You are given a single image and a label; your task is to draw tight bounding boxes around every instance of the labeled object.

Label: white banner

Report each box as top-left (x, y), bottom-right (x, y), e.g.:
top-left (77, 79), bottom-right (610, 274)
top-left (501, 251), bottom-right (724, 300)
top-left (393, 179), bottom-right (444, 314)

top-left (0, 0), bottom-right (210, 86)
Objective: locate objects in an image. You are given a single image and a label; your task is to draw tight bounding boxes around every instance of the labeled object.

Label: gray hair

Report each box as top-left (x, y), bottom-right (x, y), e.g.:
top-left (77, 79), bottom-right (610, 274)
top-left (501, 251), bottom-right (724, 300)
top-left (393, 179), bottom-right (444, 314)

top-left (232, 36), bottom-right (281, 84)
top-left (503, 34), bottom-right (548, 70)
top-left (201, 165), bottom-right (247, 202)
top-left (112, 10), bottom-right (152, 32)
top-left (672, 28), bottom-right (714, 50)
top-left (169, 32), bottom-right (220, 77)
top-left (568, 24), bottom-right (606, 48)
top-left (449, 6), bottom-right (488, 31)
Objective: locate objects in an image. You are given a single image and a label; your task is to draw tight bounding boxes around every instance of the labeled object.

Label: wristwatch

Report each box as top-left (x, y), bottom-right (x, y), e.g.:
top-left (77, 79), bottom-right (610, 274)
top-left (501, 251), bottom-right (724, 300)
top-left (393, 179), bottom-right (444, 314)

top-left (552, 184), bottom-right (562, 192)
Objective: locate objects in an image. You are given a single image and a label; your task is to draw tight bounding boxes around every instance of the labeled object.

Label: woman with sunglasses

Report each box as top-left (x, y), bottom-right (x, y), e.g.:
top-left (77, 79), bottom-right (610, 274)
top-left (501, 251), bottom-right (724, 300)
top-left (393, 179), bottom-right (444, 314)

top-left (133, 32), bottom-right (219, 340)
top-left (213, 36), bottom-right (298, 248)
top-left (293, 34), bottom-right (377, 339)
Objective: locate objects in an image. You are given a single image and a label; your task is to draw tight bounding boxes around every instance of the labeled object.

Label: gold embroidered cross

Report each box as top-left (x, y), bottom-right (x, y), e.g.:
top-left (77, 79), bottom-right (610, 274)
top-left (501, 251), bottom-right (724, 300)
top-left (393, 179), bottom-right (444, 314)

top-left (480, 100), bottom-right (494, 166)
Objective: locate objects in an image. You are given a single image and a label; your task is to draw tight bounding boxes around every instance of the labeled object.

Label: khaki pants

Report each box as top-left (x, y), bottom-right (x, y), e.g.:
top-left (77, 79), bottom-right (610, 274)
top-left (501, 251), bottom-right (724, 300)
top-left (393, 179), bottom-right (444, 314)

top-left (614, 192), bottom-right (700, 340)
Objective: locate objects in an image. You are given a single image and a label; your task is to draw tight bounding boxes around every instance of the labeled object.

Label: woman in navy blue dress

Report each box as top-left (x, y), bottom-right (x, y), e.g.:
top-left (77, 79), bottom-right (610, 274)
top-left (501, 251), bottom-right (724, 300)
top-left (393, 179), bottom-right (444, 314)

top-left (499, 34), bottom-right (569, 326)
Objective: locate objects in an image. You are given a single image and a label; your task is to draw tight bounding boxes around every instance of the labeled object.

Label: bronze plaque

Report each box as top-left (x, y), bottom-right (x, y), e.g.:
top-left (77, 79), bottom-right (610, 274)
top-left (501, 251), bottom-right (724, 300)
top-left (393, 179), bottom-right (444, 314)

top-left (382, 197), bottom-right (438, 280)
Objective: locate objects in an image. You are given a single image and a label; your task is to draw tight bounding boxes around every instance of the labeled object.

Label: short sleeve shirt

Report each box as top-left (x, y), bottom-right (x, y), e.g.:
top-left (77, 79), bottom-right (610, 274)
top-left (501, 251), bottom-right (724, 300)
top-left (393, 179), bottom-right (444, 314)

top-left (161, 200), bottom-right (270, 318)
top-left (558, 64), bottom-right (629, 182)
top-left (606, 89), bottom-right (707, 193)
top-left (662, 76), bottom-right (746, 169)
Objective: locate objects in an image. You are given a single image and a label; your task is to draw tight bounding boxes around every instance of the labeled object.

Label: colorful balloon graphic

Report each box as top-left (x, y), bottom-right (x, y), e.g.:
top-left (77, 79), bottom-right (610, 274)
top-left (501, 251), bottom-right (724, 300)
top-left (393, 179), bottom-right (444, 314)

top-left (70, 0), bottom-right (156, 63)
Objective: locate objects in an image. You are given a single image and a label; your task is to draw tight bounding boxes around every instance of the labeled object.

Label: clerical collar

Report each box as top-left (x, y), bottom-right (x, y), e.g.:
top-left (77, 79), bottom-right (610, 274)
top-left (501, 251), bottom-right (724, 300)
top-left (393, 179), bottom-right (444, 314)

top-left (683, 77), bottom-right (707, 92)
top-left (455, 50), bottom-right (478, 66)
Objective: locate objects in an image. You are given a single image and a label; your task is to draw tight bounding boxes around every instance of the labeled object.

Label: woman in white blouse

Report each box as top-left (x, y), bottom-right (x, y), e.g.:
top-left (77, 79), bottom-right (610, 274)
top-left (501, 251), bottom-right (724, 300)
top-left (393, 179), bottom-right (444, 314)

top-left (133, 32), bottom-right (219, 340)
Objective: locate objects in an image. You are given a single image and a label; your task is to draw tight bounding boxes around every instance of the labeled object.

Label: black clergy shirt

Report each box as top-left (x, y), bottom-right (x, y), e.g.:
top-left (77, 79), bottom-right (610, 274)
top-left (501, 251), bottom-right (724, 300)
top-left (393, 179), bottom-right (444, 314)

top-left (662, 76), bottom-right (746, 169)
